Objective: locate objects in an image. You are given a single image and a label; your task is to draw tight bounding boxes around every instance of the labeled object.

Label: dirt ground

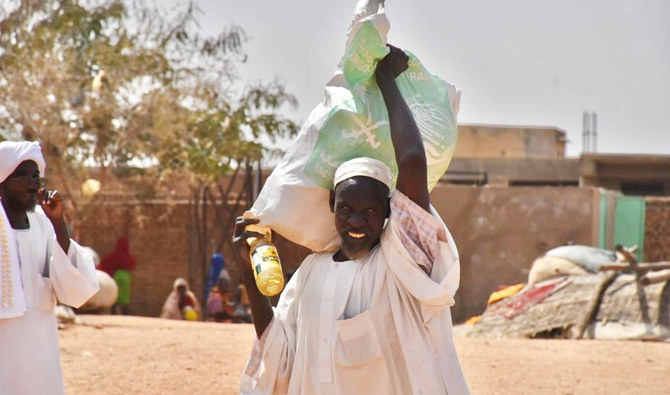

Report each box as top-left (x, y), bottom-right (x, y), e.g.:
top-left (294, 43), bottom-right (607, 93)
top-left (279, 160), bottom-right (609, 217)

top-left (60, 315), bottom-right (670, 395)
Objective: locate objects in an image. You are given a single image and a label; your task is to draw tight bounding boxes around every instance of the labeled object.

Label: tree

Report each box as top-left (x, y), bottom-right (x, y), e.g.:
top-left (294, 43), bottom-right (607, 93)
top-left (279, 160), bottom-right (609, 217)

top-left (0, 0), bottom-right (298, 296)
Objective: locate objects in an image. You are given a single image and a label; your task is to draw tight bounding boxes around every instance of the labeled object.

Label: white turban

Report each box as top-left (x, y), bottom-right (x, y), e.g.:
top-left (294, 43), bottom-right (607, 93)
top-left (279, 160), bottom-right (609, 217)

top-left (333, 157), bottom-right (393, 191)
top-left (0, 141), bottom-right (45, 319)
top-left (0, 141), bottom-right (46, 183)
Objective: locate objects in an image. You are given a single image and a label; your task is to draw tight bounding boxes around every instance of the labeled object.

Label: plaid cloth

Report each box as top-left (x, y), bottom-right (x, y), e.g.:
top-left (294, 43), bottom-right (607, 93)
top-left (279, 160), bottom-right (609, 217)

top-left (390, 190), bottom-right (445, 275)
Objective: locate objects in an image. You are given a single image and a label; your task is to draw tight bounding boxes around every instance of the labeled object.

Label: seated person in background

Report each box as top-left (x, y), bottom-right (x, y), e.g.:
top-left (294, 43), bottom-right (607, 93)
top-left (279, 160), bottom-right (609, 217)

top-left (233, 280), bottom-right (252, 323)
top-left (100, 236), bottom-right (137, 315)
top-left (206, 286), bottom-right (224, 321)
top-left (160, 277), bottom-right (201, 321)
top-left (207, 286), bottom-right (234, 323)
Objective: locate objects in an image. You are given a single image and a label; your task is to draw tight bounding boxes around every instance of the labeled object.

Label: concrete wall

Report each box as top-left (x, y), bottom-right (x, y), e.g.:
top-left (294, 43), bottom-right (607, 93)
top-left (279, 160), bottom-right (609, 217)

top-left (430, 185), bottom-right (599, 322)
top-left (454, 125), bottom-right (566, 159)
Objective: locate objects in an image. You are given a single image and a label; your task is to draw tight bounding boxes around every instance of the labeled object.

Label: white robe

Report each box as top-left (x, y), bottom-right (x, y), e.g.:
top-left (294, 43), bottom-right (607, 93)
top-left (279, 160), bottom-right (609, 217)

top-left (241, 192), bottom-right (470, 395)
top-left (0, 210), bottom-right (99, 395)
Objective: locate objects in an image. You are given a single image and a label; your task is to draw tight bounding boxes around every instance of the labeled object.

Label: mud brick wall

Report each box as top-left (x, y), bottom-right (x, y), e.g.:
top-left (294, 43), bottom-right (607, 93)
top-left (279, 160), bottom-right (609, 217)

top-left (644, 198), bottom-right (670, 262)
top-left (76, 198), bottom-right (309, 317)
top-left (77, 200), bottom-right (195, 317)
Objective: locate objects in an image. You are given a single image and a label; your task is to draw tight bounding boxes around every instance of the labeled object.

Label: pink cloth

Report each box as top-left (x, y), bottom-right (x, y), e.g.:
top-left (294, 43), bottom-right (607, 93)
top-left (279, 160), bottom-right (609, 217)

top-left (207, 292), bottom-right (224, 315)
top-left (489, 278), bottom-right (571, 319)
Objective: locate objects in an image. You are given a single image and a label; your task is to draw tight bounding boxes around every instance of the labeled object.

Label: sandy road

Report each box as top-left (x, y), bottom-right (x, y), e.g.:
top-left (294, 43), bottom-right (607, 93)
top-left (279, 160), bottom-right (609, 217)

top-left (59, 315), bottom-right (670, 394)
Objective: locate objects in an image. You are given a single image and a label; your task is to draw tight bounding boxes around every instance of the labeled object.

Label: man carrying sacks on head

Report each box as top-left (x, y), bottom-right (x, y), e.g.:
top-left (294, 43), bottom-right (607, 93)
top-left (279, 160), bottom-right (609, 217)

top-left (233, 46), bottom-right (470, 394)
top-left (0, 141), bottom-right (99, 395)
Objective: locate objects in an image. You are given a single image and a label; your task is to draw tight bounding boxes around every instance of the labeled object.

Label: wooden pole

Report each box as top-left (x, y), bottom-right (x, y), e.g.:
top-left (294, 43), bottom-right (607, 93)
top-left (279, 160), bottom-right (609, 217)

top-left (642, 269), bottom-right (670, 286)
top-left (599, 262), bottom-right (670, 272)
top-left (616, 245), bottom-right (653, 334)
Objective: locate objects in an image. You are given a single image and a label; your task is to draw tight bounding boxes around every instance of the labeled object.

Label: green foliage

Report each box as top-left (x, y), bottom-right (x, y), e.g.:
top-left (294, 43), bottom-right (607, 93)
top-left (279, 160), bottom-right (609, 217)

top-left (0, 0), bottom-right (298, 187)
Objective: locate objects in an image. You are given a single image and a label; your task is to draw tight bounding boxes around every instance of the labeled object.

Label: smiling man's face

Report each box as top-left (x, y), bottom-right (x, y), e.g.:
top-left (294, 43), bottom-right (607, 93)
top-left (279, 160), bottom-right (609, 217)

top-left (331, 176), bottom-right (389, 261)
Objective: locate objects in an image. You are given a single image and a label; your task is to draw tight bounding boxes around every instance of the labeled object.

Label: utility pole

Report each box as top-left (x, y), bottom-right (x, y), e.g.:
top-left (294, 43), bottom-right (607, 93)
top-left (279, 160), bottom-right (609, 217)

top-left (592, 113), bottom-right (597, 153)
top-left (582, 111), bottom-right (598, 153)
top-left (582, 111), bottom-right (590, 152)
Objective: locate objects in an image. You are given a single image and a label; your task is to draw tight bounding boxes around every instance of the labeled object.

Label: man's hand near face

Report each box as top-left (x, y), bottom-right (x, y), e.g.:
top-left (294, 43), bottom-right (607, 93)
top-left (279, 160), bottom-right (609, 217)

top-left (40, 188), bottom-right (70, 252)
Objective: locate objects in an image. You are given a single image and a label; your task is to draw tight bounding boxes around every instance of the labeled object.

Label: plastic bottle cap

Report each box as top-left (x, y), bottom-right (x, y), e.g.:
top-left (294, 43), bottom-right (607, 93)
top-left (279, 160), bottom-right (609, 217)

top-left (245, 224), bottom-right (272, 244)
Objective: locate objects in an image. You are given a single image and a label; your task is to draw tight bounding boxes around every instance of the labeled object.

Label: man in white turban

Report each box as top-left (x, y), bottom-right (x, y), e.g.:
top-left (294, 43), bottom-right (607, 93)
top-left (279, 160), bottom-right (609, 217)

top-left (233, 46), bottom-right (469, 394)
top-left (0, 141), bottom-right (99, 395)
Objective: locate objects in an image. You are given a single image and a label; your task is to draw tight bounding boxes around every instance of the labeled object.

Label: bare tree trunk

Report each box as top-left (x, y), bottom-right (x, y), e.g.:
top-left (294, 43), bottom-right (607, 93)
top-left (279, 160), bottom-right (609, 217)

top-left (189, 185), bottom-right (202, 290)
top-left (195, 157), bottom-right (259, 319)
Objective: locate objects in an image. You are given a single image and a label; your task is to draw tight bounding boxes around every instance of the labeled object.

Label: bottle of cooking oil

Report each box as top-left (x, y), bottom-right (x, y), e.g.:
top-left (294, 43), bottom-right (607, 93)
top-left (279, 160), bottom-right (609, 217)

top-left (246, 224), bottom-right (285, 296)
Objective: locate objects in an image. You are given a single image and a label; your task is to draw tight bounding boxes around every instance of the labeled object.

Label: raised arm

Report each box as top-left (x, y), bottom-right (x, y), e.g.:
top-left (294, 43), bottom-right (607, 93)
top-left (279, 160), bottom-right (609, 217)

top-left (375, 45), bottom-right (430, 211)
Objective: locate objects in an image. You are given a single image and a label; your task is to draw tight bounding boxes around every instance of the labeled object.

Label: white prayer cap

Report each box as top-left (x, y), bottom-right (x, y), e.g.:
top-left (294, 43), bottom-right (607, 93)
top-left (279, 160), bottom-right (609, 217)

top-left (0, 141), bottom-right (46, 183)
top-left (333, 157), bottom-right (392, 191)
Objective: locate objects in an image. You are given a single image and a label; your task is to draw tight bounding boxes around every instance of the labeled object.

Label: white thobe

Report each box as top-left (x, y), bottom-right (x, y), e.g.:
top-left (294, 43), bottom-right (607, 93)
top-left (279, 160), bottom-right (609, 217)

top-left (241, 192), bottom-right (470, 395)
top-left (0, 211), bottom-right (99, 395)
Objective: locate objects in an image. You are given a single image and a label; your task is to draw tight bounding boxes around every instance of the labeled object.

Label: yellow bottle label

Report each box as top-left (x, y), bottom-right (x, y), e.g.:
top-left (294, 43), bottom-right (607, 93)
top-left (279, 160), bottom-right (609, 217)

top-left (251, 245), bottom-right (281, 275)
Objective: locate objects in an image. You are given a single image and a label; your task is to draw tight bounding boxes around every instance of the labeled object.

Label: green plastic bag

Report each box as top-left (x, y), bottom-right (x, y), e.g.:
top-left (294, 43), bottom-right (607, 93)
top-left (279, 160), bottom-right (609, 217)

top-left (249, 1), bottom-right (461, 252)
top-left (304, 20), bottom-right (459, 191)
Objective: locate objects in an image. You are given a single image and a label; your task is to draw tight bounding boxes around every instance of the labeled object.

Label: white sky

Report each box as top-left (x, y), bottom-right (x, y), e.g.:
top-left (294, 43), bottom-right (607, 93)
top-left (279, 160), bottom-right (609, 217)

top-left (184, 0), bottom-right (669, 157)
